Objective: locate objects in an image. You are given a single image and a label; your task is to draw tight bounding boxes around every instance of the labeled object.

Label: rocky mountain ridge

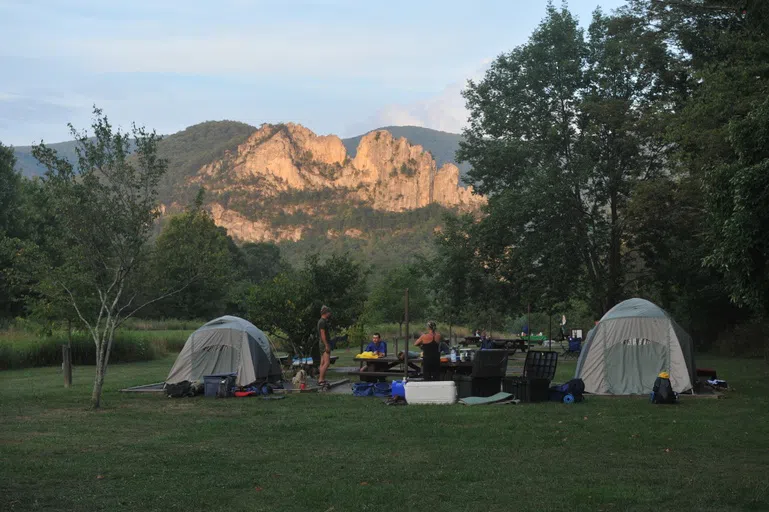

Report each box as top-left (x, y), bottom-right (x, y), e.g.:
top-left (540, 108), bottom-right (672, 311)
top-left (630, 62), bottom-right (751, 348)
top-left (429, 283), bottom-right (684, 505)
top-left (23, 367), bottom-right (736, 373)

top-left (189, 123), bottom-right (483, 242)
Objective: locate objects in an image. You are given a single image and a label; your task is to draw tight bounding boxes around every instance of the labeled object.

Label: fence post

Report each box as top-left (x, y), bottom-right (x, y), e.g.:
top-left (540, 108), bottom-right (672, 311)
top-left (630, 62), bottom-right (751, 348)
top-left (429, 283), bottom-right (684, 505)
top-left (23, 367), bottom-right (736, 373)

top-left (62, 345), bottom-right (72, 388)
top-left (404, 288), bottom-right (409, 381)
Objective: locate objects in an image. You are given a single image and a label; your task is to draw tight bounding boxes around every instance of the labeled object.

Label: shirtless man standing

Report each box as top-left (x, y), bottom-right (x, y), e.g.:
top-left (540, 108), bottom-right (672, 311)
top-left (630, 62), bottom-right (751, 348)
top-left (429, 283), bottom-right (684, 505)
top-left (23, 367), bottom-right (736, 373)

top-left (317, 305), bottom-right (332, 390)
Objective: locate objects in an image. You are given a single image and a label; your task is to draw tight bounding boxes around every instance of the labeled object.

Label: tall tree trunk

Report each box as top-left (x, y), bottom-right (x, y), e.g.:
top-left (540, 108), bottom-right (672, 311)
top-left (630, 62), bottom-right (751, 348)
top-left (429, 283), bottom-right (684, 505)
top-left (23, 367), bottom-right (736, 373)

top-left (91, 365), bottom-right (105, 409)
top-left (574, 188), bottom-right (604, 319)
top-left (91, 339), bottom-right (105, 409)
top-left (607, 190), bottom-right (622, 311)
top-left (64, 318), bottom-right (73, 388)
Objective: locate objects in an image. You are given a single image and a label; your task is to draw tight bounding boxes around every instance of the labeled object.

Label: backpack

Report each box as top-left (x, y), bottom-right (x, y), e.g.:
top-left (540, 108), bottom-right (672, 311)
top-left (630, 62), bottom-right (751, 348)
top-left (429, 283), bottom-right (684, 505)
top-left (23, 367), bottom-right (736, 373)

top-left (165, 381), bottom-right (194, 398)
top-left (559, 378), bottom-right (585, 396)
top-left (651, 377), bottom-right (677, 404)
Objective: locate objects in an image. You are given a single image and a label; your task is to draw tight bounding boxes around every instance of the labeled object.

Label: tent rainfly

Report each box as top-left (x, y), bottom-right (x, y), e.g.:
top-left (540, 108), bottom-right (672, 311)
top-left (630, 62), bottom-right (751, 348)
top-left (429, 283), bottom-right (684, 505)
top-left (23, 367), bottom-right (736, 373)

top-left (574, 298), bottom-right (696, 395)
top-left (166, 316), bottom-right (282, 387)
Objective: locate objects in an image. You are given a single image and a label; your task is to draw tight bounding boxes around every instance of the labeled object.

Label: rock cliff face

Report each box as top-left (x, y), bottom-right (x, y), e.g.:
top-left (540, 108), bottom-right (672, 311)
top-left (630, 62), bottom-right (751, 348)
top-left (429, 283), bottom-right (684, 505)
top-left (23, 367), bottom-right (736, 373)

top-left (190, 123), bottom-right (483, 242)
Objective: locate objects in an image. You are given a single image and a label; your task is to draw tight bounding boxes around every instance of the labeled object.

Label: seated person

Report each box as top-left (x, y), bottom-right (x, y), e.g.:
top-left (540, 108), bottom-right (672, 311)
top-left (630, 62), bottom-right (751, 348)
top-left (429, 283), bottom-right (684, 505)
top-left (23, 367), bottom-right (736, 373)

top-left (364, 333), bottom-right (387, 356)
top-left (480, 337), bottom-right (496, 350)
top-left (438, 340), bottom-right (450, 355)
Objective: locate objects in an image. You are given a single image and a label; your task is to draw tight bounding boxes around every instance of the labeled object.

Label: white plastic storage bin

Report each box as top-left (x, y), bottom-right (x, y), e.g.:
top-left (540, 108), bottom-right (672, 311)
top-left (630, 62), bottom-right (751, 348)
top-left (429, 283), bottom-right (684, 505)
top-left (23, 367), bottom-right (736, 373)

top-left (404, 381), bottom-right (457, 405)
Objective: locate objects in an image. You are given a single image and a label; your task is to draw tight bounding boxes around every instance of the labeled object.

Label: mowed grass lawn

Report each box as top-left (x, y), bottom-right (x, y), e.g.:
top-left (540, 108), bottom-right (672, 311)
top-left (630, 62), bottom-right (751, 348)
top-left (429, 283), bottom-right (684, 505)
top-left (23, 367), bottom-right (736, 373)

top-left (2, 354), bottom-right (769, 512)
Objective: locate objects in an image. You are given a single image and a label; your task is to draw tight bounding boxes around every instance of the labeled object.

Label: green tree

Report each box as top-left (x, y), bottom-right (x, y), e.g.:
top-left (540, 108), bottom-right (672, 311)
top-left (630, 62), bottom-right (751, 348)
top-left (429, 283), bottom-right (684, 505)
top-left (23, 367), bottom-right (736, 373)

top-left (0, 141), bottom-right (21, 235)
top-left (0, 142), bottom-right (22, 317)
top-left (247, 253), bottom-right (367, 362)
top-left (641, 0), bottom-right (769, 316)
top-left (624, 176), bottom-right (742, 345)
top-left (457, 4), bottom-right (675, 317)
top-left (240, 242), bottom-right (284, 284)
top-left (152, 191), bottom-right (242, 319)
top-left (704, 97), bottom-right (769, 315)
top-left (32, 108), bottom-right (175, 409)
top-left (364, 264), bottom-right (429, 337)
top-left (431, 214), bottom-right (477, 336)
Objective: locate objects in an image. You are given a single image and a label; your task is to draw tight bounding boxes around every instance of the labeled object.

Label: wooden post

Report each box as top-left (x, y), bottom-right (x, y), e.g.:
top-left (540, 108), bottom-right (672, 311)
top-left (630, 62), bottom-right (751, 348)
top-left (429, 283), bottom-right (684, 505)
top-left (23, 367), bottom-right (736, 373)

top-left (62, 345), bottom-right (72, 388)
top-left (527, 303), bottom-right (531, 351)
top-left (548, 311), bottom-right (552, 345)
top-left (404, 288), bottom-right (409, 381)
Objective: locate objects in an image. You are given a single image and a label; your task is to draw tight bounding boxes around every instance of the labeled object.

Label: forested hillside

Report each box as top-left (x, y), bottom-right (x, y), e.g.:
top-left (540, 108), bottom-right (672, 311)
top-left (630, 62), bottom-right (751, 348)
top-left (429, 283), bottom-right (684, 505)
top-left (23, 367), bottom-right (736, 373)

top-left (154, 120), bottom-right (257, 205)
top-left (13, 124), bottom-right (469, 181)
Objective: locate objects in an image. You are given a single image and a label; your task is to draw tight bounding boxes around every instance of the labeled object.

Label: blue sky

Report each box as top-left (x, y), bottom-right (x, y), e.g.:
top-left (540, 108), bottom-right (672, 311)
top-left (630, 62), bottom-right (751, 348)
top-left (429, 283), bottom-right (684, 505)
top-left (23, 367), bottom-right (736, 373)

top-left (0, 0), bottom-right (628, 145)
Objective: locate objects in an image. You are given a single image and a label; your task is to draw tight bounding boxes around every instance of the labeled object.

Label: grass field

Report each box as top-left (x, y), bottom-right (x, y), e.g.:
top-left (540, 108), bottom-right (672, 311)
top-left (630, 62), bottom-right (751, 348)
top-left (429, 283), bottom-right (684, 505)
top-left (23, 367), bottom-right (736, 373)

top-left (2, 354), bottom-right (769, 512)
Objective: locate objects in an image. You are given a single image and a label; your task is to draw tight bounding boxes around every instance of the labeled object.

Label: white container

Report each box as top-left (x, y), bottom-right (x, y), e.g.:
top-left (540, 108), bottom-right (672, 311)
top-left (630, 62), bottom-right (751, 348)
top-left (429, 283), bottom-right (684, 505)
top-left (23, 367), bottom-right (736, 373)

top-left (404, 381), bottom-right (457, 405)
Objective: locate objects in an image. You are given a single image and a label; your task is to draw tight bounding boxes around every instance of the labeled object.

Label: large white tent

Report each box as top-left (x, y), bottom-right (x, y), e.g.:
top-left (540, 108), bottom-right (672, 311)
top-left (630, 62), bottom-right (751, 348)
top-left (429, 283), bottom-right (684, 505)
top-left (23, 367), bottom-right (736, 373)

top-left (575, 298), bottom-right (696, 395)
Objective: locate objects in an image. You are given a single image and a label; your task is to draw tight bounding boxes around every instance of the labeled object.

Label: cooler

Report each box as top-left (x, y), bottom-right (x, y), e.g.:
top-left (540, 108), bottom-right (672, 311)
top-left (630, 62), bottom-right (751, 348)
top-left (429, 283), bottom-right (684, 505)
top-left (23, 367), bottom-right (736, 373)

top-left (404, 381), bottom-right (457, 405)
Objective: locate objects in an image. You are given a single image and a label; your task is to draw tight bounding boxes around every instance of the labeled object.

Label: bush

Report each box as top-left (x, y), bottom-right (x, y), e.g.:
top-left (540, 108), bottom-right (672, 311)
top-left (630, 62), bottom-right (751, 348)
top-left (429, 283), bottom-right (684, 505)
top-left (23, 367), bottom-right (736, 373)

top-left (120, 318), bottom-right (204, 331)
top-left (0, 329), bottom-right (191, 370)
top-left (712, 321), bottom-right (769, 358)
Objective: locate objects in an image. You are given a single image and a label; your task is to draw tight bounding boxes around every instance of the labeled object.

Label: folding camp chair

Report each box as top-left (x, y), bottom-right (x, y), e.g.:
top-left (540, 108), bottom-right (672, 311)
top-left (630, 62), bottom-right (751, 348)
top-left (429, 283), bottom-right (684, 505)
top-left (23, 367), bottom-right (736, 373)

top-left (561, 337), bottom-right (582, 359)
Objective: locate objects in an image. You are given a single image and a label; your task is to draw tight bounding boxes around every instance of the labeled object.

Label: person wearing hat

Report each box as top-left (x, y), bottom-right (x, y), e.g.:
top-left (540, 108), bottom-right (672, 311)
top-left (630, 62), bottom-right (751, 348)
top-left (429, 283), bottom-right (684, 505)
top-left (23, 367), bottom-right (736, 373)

top-left (415, 321), bottom-right (443, 381)
top-left (317, 305), bottom-right (332, 390)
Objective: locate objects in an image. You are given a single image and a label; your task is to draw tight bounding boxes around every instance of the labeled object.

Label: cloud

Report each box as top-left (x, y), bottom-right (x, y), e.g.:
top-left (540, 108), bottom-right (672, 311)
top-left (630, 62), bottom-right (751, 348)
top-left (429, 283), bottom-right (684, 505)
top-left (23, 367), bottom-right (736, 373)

top-left (0, 94), bottom-right (78, 131)
top-left (0, 3), bottom-right (461, 85)
top-left (372, 81), bottom-right (469, 133)
top-left (352, 61), bottom-right (490, 135)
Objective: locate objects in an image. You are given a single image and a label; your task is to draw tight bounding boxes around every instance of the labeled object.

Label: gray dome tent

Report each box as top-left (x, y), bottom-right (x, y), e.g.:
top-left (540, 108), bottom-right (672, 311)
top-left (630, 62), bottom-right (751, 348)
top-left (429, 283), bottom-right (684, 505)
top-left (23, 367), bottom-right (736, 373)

top-left (574, 299), bottom-right (696, 395)
top-left (166, 316), bottom-right (282, 387)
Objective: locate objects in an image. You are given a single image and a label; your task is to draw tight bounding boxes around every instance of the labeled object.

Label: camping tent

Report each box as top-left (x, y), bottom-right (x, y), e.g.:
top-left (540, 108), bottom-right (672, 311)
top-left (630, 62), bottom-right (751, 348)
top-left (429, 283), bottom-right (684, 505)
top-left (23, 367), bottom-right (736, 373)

top-left (166, 316), bottom-right (282, 386)
top-left (574, 298), bottom-right (696, 395)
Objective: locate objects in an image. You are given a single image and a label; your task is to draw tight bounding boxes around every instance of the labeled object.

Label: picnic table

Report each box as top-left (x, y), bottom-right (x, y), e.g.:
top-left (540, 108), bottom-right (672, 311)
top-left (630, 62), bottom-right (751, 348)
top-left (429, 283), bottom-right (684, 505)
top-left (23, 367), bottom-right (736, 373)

top-left (351, 356), bottom-right (422, 381)
top-left (350, 355), bottom-right (474, 381)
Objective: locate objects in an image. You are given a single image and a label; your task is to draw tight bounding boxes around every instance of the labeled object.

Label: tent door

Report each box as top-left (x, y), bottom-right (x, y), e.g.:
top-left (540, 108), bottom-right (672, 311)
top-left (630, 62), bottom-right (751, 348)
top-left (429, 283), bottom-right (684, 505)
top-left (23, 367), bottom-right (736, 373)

top-left (191, 345), bottom-right (240, 378)
top-left (605, 341), bottom-right (667, 394)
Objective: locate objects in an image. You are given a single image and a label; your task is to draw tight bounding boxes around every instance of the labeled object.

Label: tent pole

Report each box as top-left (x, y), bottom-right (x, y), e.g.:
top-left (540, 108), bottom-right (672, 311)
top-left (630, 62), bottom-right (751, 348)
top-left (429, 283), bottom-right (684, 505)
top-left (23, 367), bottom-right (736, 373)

top-left (404, 288), bottom-right (409, 381)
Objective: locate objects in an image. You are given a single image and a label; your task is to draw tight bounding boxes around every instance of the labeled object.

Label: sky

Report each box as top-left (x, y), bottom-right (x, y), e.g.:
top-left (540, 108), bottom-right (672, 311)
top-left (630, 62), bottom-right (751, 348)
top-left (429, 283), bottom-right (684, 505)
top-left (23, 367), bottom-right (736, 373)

top-left (0, 0), bottom-right (628, 146)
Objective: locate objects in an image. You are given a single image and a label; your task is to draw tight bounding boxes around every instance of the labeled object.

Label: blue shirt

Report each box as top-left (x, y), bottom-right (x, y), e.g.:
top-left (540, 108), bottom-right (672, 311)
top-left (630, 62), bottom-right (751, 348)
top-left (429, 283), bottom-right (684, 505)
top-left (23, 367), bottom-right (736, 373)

top-left (365, 340), bottom-right (387, 355)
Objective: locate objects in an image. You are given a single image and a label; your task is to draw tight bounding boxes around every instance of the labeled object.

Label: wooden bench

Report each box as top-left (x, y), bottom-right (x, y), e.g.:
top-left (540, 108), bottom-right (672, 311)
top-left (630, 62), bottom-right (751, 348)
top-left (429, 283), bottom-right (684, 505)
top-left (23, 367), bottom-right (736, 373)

top-left (347, 370), bottom-right (419, 382)
top-left (347, 370), bottom-right (415, 377)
